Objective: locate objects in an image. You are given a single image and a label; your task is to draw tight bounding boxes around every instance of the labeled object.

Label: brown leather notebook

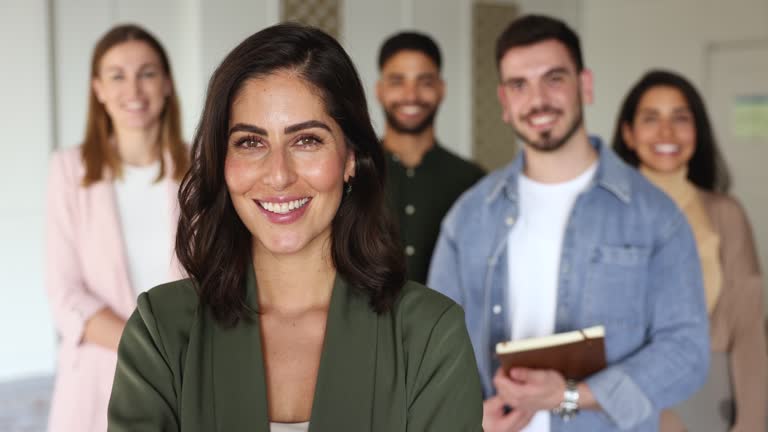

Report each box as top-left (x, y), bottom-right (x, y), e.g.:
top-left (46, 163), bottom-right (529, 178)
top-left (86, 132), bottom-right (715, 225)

top-left (496, 326), bottom-right (607, 380)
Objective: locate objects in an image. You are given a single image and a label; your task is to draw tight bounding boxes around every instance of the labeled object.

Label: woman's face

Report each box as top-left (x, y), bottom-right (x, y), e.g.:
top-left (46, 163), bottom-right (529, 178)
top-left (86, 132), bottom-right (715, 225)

top-left (225, 72), bottom-right (356, 257)
top-left (622, 85), bottom-right (696, 174)
top-left (92, 40), bottom-right (170, 132)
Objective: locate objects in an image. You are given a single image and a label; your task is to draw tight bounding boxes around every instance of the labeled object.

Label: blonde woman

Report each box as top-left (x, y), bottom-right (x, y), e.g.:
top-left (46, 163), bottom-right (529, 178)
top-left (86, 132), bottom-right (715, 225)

top-left (46, 24), bottom-right (188, 432)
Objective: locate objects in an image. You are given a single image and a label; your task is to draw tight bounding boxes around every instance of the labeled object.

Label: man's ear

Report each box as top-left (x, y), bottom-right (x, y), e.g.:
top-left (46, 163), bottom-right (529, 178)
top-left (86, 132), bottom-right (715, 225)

top-left (579, 68), bottom-right (594, 105)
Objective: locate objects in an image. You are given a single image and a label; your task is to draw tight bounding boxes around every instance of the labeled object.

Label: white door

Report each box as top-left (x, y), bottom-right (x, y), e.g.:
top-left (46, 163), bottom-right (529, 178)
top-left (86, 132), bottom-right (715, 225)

top-left (706, 41), bottom-right (768, 314)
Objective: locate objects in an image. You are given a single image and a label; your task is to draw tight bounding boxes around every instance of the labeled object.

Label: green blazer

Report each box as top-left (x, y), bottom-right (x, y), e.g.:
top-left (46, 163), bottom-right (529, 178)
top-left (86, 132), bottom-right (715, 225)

top-left (107, 270), bottom-right (483, 431)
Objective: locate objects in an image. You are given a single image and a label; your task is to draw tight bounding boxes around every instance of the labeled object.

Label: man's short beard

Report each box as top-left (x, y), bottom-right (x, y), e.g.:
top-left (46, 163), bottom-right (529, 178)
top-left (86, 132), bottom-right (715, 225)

top-left (513, 106), bottom-right (583, 153)
top-left (384, 107), bottom-right (438, 135)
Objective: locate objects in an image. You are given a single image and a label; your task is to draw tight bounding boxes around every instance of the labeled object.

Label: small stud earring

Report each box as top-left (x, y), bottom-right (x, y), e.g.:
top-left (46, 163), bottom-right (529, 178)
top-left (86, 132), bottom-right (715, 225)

top-left (345, 183), bottom-right (352, 195)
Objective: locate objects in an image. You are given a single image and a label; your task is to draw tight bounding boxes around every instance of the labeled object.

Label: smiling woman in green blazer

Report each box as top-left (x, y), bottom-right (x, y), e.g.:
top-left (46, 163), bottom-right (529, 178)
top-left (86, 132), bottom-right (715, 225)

top-left (107, 23), bottom-right (483, 432)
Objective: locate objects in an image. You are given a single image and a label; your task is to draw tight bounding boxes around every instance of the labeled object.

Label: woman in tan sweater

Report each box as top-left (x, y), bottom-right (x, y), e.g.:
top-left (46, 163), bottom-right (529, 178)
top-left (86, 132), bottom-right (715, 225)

top-left (612, 70), bottom-right (766, 432)
top-left (613, 71), bottom-right (767, 432)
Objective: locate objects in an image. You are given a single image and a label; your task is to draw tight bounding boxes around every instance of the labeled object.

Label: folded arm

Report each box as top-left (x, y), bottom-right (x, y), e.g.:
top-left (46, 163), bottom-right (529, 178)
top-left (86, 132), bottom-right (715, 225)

top-left (46, 152), bottom-right (124, 350)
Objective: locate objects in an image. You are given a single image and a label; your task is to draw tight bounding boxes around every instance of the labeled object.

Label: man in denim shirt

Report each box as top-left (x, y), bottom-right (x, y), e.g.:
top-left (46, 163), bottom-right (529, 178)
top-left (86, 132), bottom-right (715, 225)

top-left (427, 15), bottom-right (708, 431)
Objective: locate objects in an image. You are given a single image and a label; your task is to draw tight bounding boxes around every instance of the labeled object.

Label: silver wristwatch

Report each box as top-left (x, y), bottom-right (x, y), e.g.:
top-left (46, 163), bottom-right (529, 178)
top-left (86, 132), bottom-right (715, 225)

top-left (552, 380), bottom-right (580, 421)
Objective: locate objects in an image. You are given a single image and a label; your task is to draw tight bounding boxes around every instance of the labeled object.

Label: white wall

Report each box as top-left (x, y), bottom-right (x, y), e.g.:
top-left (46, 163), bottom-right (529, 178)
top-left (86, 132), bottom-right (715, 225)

top-left (581, 0), bottom-right (768, 140)
top-left (514, 0), bottom-right (582, 33)
top-left (0, 0), bottom-right (57, 381)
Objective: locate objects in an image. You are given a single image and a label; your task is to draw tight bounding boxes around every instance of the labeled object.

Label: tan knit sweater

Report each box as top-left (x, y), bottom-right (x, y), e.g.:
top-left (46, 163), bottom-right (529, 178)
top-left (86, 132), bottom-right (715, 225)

top-left (647, 169), bottom-right (767, 431)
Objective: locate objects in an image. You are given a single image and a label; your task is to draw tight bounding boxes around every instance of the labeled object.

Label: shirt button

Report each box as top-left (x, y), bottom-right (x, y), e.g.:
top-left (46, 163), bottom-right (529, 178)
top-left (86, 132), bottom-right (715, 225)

top-left (406, 168), bottom-right (415, 177)
top-left (405, 204), bottom-right (415, 215)
top-left (506, 216), bottom-right (515, 226)
top-left (405, 245), bottom-right (415, 256)
top-left (492, 304), bottom-right (502, 315)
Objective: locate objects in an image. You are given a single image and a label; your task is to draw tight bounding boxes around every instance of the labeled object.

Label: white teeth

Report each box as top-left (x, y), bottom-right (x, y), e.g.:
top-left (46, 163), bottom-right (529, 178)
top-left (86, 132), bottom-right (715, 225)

top-left (124, 101), bottom-right (147, 111)
top-left (654, 143), bottom-right (680, 154)
top-left (400, 105), bottom-right (422, 115)
top-left (530, 115), bottom-right (556, 126)
top-left (259, 198), bottom-right (309, 214)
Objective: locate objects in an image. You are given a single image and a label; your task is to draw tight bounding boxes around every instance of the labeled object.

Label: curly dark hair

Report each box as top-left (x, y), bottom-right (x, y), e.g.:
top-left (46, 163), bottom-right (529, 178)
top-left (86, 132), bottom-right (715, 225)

top-left (176, 23), bottom-right (405, 326)
top-left (612, 69), bottom-right (731, 192)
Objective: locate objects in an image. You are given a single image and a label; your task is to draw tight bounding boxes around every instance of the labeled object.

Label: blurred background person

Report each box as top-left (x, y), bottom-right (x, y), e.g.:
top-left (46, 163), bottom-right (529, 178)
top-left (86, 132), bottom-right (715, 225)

top-left (613, 69), bottom-right (767, 432)
top-left (376, 32), bottom-right (485, 284)
top-left (107, 23), bottom-right (482, 431)
top-left (45, 24), bottom-right (188, 432)
top-left (430, 15), bottom-right (709, 431)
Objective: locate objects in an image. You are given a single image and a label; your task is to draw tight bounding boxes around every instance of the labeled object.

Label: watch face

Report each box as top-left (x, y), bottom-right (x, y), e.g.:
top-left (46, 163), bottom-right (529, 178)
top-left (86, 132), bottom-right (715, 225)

top-left (564, 388), bottom-right (579, 402)
top-left (555, 380), bottom-right (580, 421)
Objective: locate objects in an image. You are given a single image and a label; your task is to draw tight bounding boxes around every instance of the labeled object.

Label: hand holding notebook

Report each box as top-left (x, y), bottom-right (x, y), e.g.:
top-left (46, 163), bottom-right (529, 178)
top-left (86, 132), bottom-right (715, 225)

top-left (496, 325), bottom-right (607, 380)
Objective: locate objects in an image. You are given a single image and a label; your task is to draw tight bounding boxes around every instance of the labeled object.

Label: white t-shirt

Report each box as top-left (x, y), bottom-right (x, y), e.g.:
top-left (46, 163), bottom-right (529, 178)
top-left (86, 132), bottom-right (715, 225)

top-left (506, 162), bottom-right (597, 432)
top-left (114, 162), bottom-right (172, 297)
top-left (270, 422), bottom-right (309, 432)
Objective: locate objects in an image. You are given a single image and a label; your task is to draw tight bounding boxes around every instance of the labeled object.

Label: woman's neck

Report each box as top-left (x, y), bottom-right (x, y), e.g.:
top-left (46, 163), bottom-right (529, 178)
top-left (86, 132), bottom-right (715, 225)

top-left (253, 240), bottom-right (336, 315)
top-left (114, 124), bottom-right (161, 166)
top-left (640, 165), bottom-right (693, 204)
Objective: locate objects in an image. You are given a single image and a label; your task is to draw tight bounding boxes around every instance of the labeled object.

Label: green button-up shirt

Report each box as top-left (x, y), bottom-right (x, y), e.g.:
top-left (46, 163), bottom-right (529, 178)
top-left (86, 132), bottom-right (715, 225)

top-left (385, 144), bottom-right (485, 284)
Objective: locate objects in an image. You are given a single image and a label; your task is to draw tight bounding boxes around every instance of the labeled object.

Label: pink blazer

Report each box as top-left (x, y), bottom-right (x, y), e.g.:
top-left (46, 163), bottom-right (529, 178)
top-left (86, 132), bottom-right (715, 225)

top-left (45, 147), bottom-right (184, 432)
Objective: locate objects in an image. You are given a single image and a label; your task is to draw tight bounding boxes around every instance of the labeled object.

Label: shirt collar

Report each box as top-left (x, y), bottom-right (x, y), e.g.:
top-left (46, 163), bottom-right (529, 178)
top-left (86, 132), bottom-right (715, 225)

top-left (384, 140), bottom-right (441, 165)
top-left (486, 136), bottom-right (632, 205)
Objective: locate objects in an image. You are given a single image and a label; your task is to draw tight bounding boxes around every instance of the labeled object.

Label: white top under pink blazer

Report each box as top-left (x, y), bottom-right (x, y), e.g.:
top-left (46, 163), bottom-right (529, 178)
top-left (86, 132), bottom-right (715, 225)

top-left (45, 146), bottom-right (184, 432)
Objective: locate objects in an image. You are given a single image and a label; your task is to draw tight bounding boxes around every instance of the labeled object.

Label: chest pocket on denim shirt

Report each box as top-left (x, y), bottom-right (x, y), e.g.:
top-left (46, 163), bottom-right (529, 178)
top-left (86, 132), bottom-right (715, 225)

top-left (585, 244), bottom-right (651, 327)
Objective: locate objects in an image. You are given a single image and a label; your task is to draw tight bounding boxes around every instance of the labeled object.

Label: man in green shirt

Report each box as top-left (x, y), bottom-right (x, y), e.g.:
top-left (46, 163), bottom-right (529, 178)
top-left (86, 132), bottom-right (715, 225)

top-left (377, 32), bottom-right (485, 284)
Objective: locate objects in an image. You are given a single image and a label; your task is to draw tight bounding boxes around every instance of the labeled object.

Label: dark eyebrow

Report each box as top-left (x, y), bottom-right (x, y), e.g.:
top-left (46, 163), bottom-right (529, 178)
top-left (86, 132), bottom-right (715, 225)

top-left (103, 63), bottom-right (160, 73)
top-left (228, 123), bottom-right (267, 137)
top-left (284, 120), bottom-right (331, 134)
top-left (637, 108), bottom-right (659, 115)
top-left (502, 77), bottom-right (526, 87)
top-left (502, 66), bottom-right (572, 85)
top-left (417, 73), bottom-right (438, 81)
top-left (385, 72), bottom-right (405, 80)
top-left (543, 67), bottom-right (569, 77)
top-left (228, 120), bottom-right (331, 137)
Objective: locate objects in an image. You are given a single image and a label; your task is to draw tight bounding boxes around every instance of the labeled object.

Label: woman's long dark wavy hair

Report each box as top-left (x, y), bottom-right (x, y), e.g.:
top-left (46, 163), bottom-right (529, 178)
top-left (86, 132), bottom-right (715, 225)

top-left (612, 69), bottom-right (731, 193)
top-left (175, 23), bottom-right (405, 326)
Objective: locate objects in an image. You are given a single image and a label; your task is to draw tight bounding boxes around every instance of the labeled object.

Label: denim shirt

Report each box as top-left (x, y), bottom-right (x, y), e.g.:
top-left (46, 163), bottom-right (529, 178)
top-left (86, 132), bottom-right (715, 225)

top-left (427, 138), bottom-right (709, 431)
